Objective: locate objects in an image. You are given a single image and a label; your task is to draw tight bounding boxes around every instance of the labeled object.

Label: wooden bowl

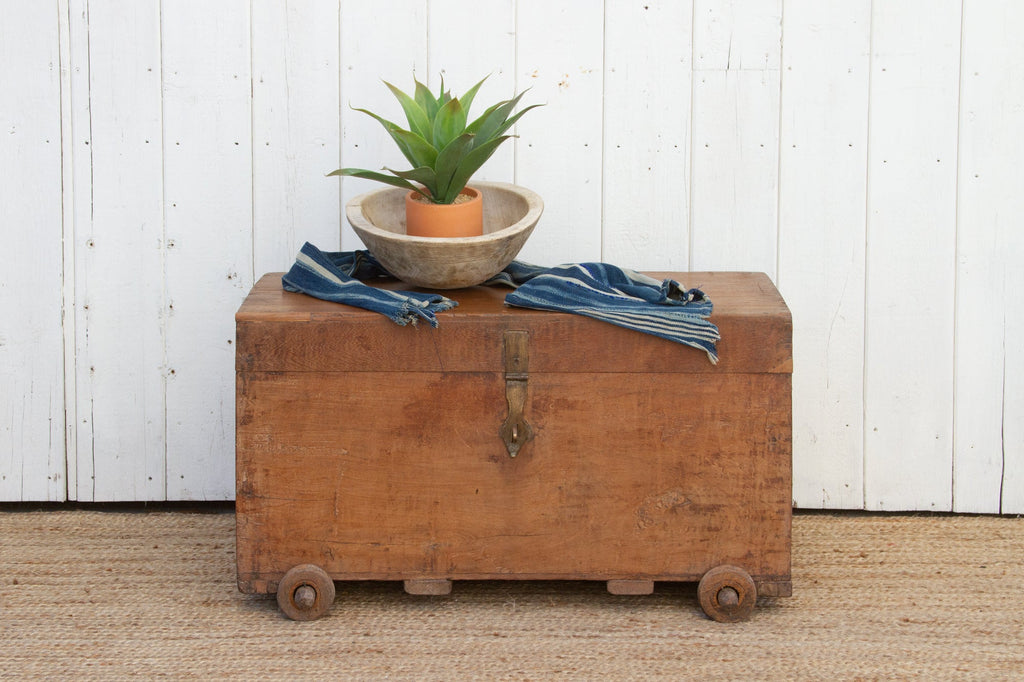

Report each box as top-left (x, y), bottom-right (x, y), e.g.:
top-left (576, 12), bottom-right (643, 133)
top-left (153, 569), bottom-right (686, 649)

top-left (345, 181), bottom-right (543, 289)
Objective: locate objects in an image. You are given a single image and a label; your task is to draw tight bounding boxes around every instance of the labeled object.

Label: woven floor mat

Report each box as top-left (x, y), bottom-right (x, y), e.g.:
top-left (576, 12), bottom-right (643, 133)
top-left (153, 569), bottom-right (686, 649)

top-left (1, 510), bottom-right (1021, 680)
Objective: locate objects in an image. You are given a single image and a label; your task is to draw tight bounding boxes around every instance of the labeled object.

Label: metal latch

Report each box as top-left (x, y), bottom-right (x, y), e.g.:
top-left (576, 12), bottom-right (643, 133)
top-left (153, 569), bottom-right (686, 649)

top-left (499, 330), bottom-right (533, 458)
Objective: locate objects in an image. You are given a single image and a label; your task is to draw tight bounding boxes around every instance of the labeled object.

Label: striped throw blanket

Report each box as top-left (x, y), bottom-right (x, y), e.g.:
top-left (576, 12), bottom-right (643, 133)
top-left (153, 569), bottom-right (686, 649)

top-left (283, 242), bottom-right (719, 363)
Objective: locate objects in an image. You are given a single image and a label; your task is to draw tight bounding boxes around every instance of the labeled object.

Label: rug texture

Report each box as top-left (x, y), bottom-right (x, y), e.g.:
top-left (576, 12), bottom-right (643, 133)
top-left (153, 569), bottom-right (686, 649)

top-left (1, 510), bottom-right (1021, 680)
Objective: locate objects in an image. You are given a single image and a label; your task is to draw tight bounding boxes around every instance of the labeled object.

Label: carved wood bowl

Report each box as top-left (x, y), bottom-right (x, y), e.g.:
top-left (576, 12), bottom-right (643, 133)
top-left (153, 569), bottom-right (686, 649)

top-left (345, 181), bottom-right (543, 289)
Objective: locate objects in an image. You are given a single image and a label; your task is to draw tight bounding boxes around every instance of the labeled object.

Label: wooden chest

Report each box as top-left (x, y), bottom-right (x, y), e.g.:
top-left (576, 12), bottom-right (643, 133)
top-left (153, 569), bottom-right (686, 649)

top-left (235, 271), bottom-right (792, 621)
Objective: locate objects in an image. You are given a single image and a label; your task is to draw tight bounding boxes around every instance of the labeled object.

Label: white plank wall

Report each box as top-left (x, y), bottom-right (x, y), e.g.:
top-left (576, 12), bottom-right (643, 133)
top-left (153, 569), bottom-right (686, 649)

top-left (954, 1), bottom-right (1024, 514)
top-left (690, 0), bottom-right (781, 279)
top-left (0, 3), bottom-right (65, 501)
top-left (863, 1), bottom-right (962, 511)
top-left (778, 0), bottom-right (870, 509)
top-left (161, 1), bottom-right (253, 500)
top-left (602, 1), bottom-right (691, 269)
top-left (1, 0), bottom-right (1021, 512)
top-left (514, 0), bottom-right (604, 265)
top-left (252, 0), bottom-right (342, 275)
top-left (339, 0), bottom-right (428, 251)
top-left (428, 0), bottom-right (517, 187)
top-left (68, 0), bottom-right (166, 500)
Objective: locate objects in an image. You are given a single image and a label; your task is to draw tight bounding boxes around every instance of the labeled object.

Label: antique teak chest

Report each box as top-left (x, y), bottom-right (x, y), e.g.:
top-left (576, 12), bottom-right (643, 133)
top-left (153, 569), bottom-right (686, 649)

top-left (235, 271), bottom-right (792, 622)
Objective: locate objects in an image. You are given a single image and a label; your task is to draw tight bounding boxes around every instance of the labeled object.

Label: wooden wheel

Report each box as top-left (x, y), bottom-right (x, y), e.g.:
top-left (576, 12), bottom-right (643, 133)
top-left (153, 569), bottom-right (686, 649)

top-left (276, 564), bottom-right (336, 621)
top-left (698, 565), bottom-right (757, 623)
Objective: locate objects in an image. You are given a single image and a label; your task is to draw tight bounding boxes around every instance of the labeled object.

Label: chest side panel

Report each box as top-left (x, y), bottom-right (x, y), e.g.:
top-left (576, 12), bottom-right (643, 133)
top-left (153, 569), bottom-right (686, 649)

top-left (236, 369), bottom-right (791, 584)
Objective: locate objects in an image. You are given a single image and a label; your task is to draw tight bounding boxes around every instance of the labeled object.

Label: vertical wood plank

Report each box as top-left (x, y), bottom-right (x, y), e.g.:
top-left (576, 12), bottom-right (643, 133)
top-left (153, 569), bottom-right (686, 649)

top-left (690, 0), bottom-right (781, 278)
top-left (1002, 272), bottom-right (1024, 514)
top-left (863, 1), bottom-right (962, 511)
top-left (69, 1), bottom-right (166, 501)
top-left (427, 0), bottom-right (517, 185)
top-left (252, 1), bottom-right (342, 274)
top-left (514, 0), bottom-right (604, 265)
top-left (777, 0), bottom-right (871, 509)
top-left (58, 0), bottom-right (79, 500)
top-left (601, 1), bottom-right (692, 269)
top-left (162, 1), bottom-right (253, 500)
top-left (0, 2), bottom-right (66, 501)
top-left (954, 0), bottom-right (1024, 514)
top-left (66, 0), bottom-right (97, 500)
top-left (339, 0), bottom-right (428, 250)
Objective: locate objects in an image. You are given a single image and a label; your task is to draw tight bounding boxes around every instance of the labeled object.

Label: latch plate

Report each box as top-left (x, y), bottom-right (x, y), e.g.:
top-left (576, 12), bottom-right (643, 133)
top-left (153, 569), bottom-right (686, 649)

top-left (499, 330), bottom-right (533, 458)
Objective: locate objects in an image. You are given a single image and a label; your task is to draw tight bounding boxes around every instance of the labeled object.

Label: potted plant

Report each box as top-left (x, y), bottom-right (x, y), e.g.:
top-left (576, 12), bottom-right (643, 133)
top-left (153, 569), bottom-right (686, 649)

top-left (329, 75), bottom-right (541, 238)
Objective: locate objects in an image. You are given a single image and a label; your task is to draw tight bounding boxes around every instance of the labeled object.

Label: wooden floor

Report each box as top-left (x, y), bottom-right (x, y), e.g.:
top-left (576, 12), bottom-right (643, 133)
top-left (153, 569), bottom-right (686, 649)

top-left (1, 508), bottom-right (1022, 680)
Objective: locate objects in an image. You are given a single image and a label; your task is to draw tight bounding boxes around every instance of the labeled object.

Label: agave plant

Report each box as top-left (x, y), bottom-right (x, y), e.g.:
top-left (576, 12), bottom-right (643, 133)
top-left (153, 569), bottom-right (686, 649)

top-left (329, 75), bottom-right (541, 204)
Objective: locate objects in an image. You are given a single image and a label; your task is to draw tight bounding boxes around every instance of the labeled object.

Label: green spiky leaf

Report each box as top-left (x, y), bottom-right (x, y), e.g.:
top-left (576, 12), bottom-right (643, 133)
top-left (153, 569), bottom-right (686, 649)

top-left (388, 127), bottom-right (438, 169)
top-left (350, 107), bottom-right (433, 168)
top-left (466, 90), bottom-right (529, 145)
top-left (432, 133), bottom-right (476, 201)
top-left (431, 97), bottom-right (466, 151)
top-left (492, 103), bottom-right (544, 138)
top-left (385, 166), bottom-right (439, 198)
top-left (383, 80), bottom-right (432, 143)
top-left (330, 75), bottom-right (541, 204)
top-left (413, 78), bottom-right (440, 124)
top-left (442, 134), bottom-right (514, 203)
top-left (328, 167), bottom-right (425, 196)
top-left (458, 75), bottom-right (489, 119)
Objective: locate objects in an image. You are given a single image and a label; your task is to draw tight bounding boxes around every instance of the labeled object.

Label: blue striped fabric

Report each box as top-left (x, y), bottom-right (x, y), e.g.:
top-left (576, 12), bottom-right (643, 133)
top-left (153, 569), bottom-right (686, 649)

top-left (489, 262), bottom-right (719, 363)
top-left (282, 242), bottom-right (719, 362)
top-left (282, 243), bottom-right (457, 327)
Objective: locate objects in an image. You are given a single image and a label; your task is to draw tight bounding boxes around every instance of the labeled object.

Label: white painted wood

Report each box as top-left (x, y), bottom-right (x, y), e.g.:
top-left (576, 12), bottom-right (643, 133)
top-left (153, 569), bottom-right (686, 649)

top-left (339, 0), bottom-right (429, 251)
top-left (513, 0), bottom-right (604, 266)
top-left (252, 0), bottom-right (342, 274)
top-left (58, 0), bottom-right (78, 501)
top-left (0, 2), bottom-right (66, 501)
top-left (693, 0), bottom-right (783, 72)
top-left (601, 0), bottom-right (692, 270)
top-left (689, 0), bottom-right (781, 278)
top-left (1002, 268), bottom-right (1024, 515)
top-left (65, 0), bottom-right (95, 501)
top-left (161, 1), bottom-right (253, 500)
top-left (5, 0), bottom-right (1024, 511)
top-left (68, 1), bottom-right (166, 501)
top-left (427, 0), bottom-right (517, 186)
top-left (863, 1), bottom-right (962, 511)
top-left (778, 0), bottom-right (871, 509)
top-left (954, 1), bottom-right (1024, 514)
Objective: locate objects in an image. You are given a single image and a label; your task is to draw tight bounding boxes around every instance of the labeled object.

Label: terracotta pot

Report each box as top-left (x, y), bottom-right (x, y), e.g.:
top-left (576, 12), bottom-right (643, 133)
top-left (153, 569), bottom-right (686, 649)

top-left (405, 187), bottom-right (483, 238)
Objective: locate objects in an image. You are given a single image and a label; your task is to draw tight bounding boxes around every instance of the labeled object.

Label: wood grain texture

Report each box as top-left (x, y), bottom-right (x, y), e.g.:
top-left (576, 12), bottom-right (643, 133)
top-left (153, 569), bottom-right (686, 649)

top-left (345, 183), bottom-right (543, 289)
top-left (237, 272), bottom-right (791, 375)
top-left (235, 273), bottom-right (791, 593)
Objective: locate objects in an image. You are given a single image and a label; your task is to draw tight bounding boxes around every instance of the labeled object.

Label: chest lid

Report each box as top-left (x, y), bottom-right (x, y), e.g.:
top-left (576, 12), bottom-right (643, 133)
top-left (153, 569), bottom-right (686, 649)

top-left (236, 271), bottom-right (791, 374)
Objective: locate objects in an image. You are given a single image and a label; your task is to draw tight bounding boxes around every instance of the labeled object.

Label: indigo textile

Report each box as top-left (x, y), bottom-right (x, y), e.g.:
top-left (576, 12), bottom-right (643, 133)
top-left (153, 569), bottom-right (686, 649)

top-left (282, 242), bottom-right (719, 362)
top-left (282, 243), bottom-right (457, 327)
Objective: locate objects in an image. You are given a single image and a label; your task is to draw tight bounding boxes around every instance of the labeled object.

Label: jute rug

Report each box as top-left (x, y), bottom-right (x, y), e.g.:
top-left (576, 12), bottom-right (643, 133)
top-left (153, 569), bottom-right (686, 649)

top-left (1, 509), bottom-right (1021, 680)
